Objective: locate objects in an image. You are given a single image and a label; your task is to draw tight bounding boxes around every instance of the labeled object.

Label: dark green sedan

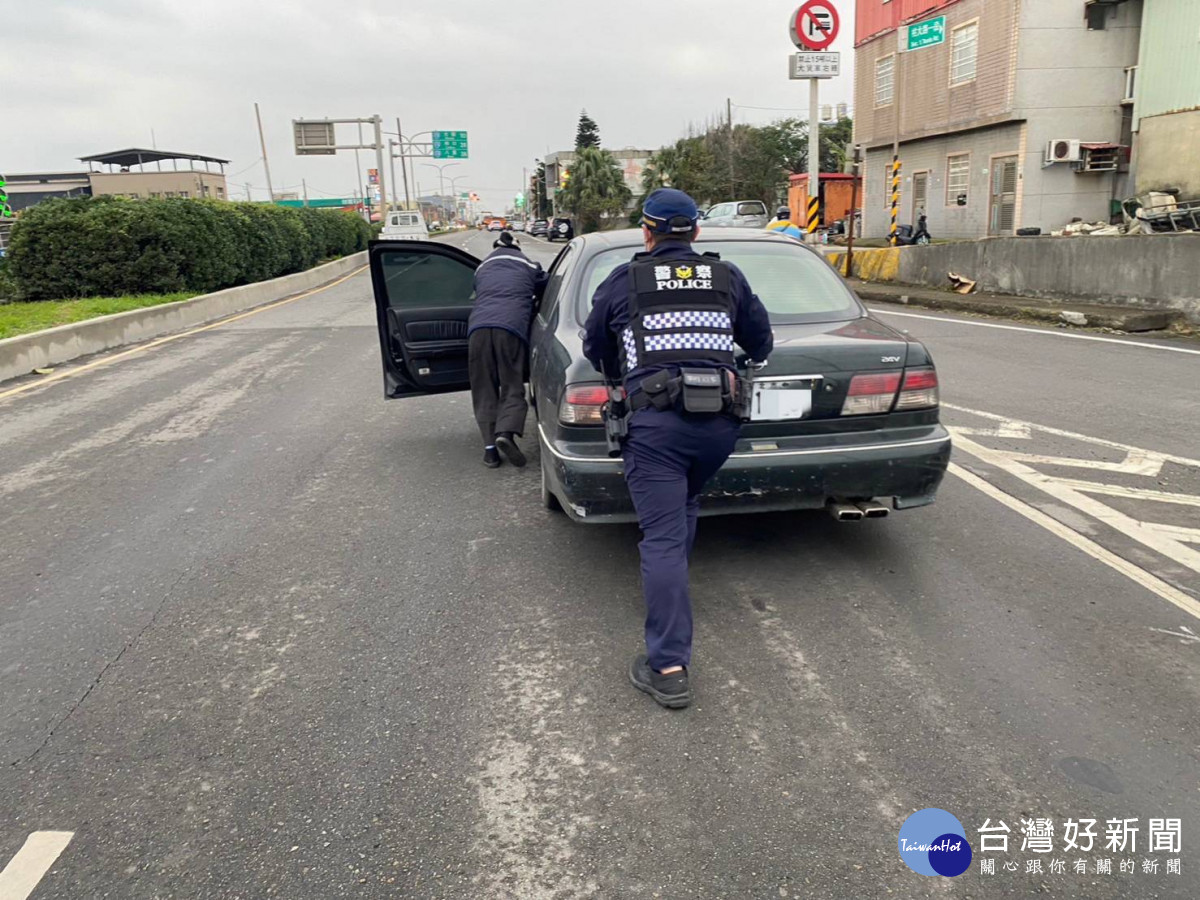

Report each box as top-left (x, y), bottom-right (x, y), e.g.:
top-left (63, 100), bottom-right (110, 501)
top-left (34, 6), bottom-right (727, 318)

top-left (370, 229), bottom-right (951, 523)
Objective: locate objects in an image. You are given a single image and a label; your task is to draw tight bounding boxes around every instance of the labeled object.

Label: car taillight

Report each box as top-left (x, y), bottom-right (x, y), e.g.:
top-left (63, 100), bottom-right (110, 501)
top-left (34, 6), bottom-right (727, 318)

top-left (841, 371), bottom-right (901, 416)
top-left (560, 384), bottom-right (608, 425)
top-left (895, 367), bottom-right (939, 410)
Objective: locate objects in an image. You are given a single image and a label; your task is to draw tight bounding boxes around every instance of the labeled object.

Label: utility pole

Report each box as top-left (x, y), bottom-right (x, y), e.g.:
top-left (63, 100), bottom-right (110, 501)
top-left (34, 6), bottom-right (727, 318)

top-left (727, 97), bottom-right (735, 197)
top-left (396, 117), bottom-right (411, 209)
top-left (254, 102), bottom-right (275, 202)
top-left (245, 182), bottom-right (252, 202)
top-left (807, 76), bottom-right (820, 239)
top-left (302, 178), bottom-right (309, 207)
top-left (890, 41), bottom-right (905, 247)
top-left (845, 144), bottom-right (861, 277)
top-left (373, 115), bottom-right (390, 225)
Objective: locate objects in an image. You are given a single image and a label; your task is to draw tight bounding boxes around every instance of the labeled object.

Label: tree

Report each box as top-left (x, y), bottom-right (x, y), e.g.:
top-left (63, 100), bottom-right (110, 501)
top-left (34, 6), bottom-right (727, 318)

top-left (558, 147), bottom-right (631, 233)
top-left (575, 110), bottom-right (601, 150)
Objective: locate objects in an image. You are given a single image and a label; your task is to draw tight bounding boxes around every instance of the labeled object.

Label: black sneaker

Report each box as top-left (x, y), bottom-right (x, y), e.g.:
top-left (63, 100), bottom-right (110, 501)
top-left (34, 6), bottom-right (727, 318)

top-left (483, 447), bottom-right (501, 468)
top-left (629, 654), bottom-right (691, 709)
top-left (495, 433), bottom-right (526, 468)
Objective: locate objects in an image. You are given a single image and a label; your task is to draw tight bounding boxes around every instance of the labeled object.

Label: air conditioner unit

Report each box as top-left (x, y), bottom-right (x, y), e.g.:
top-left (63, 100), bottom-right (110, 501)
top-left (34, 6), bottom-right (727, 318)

top-left (1046, 140), bottom-right (1083, 163)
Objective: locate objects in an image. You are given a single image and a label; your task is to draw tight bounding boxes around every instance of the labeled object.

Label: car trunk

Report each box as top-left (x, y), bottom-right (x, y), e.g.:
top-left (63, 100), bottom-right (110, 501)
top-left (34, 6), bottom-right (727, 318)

top-left (738, 316), bottom-right (912, 438)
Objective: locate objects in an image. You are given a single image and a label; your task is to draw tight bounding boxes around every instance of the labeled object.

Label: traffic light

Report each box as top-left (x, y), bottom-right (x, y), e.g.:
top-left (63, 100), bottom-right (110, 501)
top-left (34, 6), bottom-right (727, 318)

top-left (559, 167), bottom-right (570, 189)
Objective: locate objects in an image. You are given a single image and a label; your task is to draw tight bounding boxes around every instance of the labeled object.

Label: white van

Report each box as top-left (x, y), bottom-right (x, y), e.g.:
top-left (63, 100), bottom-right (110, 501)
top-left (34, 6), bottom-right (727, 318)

top-left (380, 210), bottom-right (429, 241)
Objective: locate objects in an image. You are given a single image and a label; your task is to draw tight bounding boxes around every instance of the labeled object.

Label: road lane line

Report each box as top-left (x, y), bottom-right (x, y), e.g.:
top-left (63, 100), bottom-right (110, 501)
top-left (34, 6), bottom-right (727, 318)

top-left (0, 831), bottom-right (74, 899)
top-left (948, 463), bottom-right (1200, 621)
top-left (871, 308), bottom-right (1200, 356)
top-left (0, 266), bottom-right (368, 402)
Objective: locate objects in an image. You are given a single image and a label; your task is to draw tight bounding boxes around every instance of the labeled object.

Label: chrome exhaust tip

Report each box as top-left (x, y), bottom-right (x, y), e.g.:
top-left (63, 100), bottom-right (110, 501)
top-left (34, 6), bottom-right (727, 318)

top-left (827, 502), bottom-right (864, 521)
top-left (854, 500), bottom-right (890, 519)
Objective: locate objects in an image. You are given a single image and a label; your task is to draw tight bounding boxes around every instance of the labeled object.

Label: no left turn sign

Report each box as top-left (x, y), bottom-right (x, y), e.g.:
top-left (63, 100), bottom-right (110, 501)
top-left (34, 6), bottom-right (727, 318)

top-left (790, 0), bottom-right (840, 51)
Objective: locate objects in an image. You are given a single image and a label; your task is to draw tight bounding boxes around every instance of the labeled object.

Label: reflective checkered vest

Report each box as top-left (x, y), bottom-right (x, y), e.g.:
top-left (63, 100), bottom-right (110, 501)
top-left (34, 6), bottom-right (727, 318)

top-left (620, 251), bottom-right (736, 377)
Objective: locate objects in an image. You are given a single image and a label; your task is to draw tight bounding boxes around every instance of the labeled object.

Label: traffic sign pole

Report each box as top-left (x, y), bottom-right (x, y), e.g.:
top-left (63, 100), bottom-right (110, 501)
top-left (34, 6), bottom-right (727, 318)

top-left (791, 0), bottom-right (839, 241)
top-left (808, 76), bottom-right (820, 235)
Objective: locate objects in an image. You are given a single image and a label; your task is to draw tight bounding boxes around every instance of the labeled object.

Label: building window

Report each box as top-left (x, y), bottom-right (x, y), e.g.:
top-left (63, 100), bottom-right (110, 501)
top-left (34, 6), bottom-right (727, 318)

top-left (178, 191), bottom-right (189, 199)
top-left (875, 54), bottom-right (895, 107)
top-left (950, 22), bottom-right (978, 86)
top-left (150, 192), bottom-right (162, 199)
top-left (217, 186), bottom-right (225, 199)
top-left (946, 154), bottom-right (970, 205)
top-left (1123, 65), bottom-right (1137, 104)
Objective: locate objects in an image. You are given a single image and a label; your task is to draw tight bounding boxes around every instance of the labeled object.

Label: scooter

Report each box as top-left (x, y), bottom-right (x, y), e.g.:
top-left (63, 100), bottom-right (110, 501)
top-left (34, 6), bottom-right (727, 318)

top-left (895, 214), bottom-right (932, 246)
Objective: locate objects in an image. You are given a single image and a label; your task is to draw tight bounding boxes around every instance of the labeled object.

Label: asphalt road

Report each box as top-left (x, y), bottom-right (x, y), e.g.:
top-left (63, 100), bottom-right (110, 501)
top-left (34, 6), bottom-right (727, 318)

top-left (1, 232), bottom-right (1197, 899)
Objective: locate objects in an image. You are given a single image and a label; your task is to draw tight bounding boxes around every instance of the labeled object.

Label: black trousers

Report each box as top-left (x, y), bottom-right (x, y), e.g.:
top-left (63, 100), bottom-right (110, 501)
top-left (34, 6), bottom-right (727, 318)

top-left (468, 328), bottom-right (528, 445)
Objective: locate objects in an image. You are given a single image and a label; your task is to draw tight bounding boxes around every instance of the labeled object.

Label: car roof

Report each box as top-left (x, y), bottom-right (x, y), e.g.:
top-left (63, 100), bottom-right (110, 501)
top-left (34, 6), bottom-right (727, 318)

top-left (577, 228), bottom-right (807, 252)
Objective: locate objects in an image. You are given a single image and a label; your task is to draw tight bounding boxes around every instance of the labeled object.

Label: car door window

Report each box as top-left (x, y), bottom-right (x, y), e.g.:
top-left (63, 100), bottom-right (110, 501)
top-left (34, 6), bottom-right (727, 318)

top-left (378, 247), bottom-right (475, 309)
top-left (537, 243), bottom-right (578, 325)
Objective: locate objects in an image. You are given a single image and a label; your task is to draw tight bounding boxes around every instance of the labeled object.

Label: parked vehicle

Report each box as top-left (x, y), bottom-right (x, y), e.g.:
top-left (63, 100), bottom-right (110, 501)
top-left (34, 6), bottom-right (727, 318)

top-left (546, 217), bottom-right (574, 242)
top-left (702, 200), bottom-right (769, 229)
top-left (529, 219), bottom-right (549, 237)
top-left (368, 230), bottom-right (950, 523)
top-left (379, 210), bottom-right (429, 241)
top-left (512, 220), bottom-right (526, 232)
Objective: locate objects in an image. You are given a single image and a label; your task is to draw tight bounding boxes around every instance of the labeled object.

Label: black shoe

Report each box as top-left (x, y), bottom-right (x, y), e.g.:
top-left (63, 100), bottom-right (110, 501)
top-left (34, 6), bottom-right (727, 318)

top-left (629, 654), bottom-right (691, 709)
top-left (483, 447), bottom-right (501, 468)
top-left (495, 433), bottom-right (526, 468)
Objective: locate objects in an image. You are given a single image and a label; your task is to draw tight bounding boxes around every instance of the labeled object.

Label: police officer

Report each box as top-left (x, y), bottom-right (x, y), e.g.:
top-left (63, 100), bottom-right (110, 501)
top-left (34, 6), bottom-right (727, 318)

top-left (468, 231), bottom-right (548, 468)
top-left (583, 188), bottom-right (773, 709)
top-left (767, 205), bottom-right (804, 239)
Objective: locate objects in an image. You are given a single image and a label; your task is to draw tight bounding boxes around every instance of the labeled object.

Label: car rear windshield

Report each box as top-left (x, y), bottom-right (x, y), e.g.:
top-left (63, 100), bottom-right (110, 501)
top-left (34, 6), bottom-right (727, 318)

top-left (737, 202), bottom-right (766, 216)
top-left (578, 240), bottom-right (862, 325)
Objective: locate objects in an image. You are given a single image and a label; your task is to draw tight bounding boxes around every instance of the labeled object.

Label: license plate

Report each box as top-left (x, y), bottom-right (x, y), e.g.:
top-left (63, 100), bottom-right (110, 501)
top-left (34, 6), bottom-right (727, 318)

top-left (749, 382), bottom-right (813, 421)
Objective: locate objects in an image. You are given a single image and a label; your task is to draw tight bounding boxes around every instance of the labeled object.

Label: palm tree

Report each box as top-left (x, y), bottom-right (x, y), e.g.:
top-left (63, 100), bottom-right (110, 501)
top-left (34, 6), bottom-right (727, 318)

top-left (558, 147), bottom-right (631, 233)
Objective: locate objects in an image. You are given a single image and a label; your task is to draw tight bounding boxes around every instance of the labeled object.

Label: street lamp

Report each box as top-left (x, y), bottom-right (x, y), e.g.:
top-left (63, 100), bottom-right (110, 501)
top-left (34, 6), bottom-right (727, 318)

top-left (421, 162), bottom-right (460, 223)
top-left (447, 174), bottom-right (470, 224)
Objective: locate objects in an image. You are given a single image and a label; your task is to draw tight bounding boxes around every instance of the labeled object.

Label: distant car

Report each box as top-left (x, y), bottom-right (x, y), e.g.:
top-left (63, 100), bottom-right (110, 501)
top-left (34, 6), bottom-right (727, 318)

top-left (368, 229), bottom-right (950, 523)
top-left (702, 200), bottom-right (769, 229)
top-left (546, 217), bottom-right (574, 242)
top-left (512, 220), bottom-right (526, 232)
top-left (379, 210), bottom-right (429, 241)
top-left (487, 220), bottom-right (505, 232)
top-left (529, 219), bottom-right (549, 237)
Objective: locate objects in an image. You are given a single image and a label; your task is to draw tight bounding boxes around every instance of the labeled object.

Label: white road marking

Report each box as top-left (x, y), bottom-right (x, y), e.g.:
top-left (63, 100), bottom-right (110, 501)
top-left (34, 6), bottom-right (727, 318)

top-left (944, 403), bottom-right (1200, 468)
top-left (871, 308), bottom-right (1200, 356)
top-left (951, 431), bottom-right (1200, 575)
top-left (948, 463), bottom-right (1200, 621)
top-left (1148, 626), bottom-right (1200, 645)
top-left (0, 831), bottom-right (74, 900)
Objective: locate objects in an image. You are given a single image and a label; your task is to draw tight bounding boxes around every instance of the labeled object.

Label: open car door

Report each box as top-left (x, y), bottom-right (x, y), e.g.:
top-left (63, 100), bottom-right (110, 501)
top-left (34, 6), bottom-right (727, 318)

top-left (370, 240), bottom-right (479, 398)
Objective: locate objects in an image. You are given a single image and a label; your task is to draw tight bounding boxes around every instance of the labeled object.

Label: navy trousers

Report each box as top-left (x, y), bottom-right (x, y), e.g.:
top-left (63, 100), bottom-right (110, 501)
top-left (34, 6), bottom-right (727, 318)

top-left (622, 408), bottom-right (740, 671)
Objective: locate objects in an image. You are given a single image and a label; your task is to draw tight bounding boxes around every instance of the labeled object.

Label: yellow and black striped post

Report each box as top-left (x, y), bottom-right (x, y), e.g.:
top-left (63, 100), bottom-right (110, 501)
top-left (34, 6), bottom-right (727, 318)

top-left (889, 155), bottom-right (901, 246)
top-left (805, 195), bottom-right (820, 234)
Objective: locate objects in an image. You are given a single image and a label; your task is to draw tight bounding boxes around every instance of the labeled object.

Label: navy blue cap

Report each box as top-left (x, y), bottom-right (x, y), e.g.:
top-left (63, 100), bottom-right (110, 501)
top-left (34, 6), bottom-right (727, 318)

top-left (641, 188), bottom-right (700, 234)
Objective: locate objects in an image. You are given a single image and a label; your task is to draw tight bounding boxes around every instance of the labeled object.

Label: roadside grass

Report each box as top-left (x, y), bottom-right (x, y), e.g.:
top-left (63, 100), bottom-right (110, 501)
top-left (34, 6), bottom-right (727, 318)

top-left (0, 293), bottom-right (195, 340)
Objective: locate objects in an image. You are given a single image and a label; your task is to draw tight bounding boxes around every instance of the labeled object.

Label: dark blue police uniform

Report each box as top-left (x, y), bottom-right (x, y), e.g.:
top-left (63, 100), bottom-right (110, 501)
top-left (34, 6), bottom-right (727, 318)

top-left (467, 234), bottom-right (548, 464)
top-left (583, 190), bottom-right (773, 683)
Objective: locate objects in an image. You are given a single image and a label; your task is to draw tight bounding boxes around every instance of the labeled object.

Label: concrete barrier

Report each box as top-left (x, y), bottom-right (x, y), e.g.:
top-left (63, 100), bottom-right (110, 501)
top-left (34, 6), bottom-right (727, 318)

top-left (0, 252), bottom-right (367, 384)
top-left (828, 235), bottom-right (1200, 323)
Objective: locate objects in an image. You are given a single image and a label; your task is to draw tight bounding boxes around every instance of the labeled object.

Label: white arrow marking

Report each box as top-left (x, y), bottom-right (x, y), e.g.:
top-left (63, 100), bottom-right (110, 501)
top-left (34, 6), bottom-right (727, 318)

top-left (0, 831), bottom-right (74, 900)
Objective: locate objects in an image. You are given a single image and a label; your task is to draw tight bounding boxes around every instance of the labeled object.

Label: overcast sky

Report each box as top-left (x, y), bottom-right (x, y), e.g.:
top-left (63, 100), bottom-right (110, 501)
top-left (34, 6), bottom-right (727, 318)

top-left (3, 0), bottom-right (857, 213)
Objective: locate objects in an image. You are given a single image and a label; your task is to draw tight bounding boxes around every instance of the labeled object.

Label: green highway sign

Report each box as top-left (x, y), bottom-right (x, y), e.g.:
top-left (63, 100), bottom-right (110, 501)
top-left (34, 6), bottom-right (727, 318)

top-left (432, 130), bottom-right (469, 159)
top-left (274, 198), bottom-right (361, 208)
top-left (0, 174), bottom-right (12, 218)
top-left (905, 15), bottom-right (946, 51)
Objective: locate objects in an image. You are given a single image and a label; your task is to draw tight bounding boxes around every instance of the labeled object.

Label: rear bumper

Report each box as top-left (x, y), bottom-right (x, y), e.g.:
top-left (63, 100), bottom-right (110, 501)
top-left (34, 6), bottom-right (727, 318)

top-left (539, 423), bottom-right (951, 524)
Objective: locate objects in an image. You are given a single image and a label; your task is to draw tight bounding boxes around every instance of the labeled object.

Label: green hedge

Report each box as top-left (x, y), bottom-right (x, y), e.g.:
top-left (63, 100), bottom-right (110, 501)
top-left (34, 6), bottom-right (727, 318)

top-left (6, 197), bottom-right (371, 301)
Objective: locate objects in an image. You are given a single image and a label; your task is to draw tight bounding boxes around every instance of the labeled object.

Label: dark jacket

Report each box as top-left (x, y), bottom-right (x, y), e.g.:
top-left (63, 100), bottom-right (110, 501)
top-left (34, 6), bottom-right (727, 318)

top-left (583, 242), bottom-right (773, 390)
top-left (468, 247), bottom-right (548, 343)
